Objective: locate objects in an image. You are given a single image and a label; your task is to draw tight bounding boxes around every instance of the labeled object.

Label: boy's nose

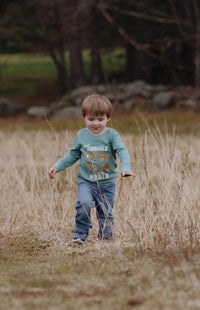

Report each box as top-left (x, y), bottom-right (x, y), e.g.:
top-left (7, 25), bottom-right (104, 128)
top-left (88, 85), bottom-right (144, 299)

top-left (93, 119), bottom-right (99, 125)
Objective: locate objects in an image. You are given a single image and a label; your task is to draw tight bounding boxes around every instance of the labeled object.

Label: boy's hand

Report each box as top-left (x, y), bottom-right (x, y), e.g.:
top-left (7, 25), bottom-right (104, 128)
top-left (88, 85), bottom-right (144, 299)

top-left (48, 167), bottom-right (57, 179)
top-left (121, 172), bottom-right (136, 178)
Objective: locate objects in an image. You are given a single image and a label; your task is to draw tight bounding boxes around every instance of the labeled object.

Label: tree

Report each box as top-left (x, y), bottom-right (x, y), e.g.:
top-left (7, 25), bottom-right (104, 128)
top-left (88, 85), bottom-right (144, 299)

top-left (0, 1), bottom-right (31, 53)
top-left (86, 3), bottom-right (104, 84)
top-left (167, 0), bottom-right (200, 105)
top-left (125, 0), bottom-right (155, 82)
top-left (96, 0), bottom-right (159, 83)
top-left (26, 0), bottom-right (88, 94)
top-left (13, 0), bottom-right (90, 94)
top-left (1, 0), bottom-right (200, 104)
top-left (97, 0), bottom-right (200, 91)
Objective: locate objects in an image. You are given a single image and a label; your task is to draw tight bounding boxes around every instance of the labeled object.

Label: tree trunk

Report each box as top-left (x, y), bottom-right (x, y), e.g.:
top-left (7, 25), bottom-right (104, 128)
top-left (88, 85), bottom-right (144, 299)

top-left (69, 30), bottom-right (86, 89)
top-left (133, 1), bottom-right (154, 82)
top-left (87, 5), bottom-right (104, 84)
top-left (125, 0), bottom-right (155, 83)
top-left (50, 49), bottom-right (68, 95)
top-left (125, 43), bottom-right (135, 81)
top-left (90, 46), bottom-right (104, 84)
top-left (195, 19), bottom-right (200, 106)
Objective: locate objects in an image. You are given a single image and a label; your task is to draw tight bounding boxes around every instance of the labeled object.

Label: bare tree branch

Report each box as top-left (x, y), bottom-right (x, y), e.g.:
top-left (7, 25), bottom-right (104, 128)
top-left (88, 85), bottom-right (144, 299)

top-left (96, 2), bottom-right (157, 59)
top-left (101, 3), bottom-right (191, 27)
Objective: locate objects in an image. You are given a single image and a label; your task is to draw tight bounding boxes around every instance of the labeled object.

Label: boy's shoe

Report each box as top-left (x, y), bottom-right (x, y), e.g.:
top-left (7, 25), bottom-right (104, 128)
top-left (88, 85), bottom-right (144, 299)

top-left (98, 226), bottom-right (113, 240)
top-left (72, 232), bottom-right (88, 244)
top-left (98, 234), bottom-right (113, 241)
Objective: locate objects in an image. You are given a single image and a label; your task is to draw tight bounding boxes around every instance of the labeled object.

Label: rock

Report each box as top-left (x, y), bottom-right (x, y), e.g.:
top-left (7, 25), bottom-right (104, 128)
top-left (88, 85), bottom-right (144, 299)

top-left (66, 81), bottom-right (155, 106)
top-left (152, 91), bottom-right (176, 111)
top-left (52, 106), bottom-right (80, 120)
top-left (184, 95), bottom-right (200, 109)
top-left (0, 97), bottom-right (22, 117)
top-left (47, 82), bottom-right (175, 118)
top-left (24, 81), bottom-right (195, 119)
top-left (153, 84), bottom-right (171, 95)
top-left (123, 80), bottom-right (154, 98)
top-left (68, 85), bottom-right (107, 105)
top-left (27, 106), bottom-right (49, 117)
top-left (123, 98), bottom-right (136, 109)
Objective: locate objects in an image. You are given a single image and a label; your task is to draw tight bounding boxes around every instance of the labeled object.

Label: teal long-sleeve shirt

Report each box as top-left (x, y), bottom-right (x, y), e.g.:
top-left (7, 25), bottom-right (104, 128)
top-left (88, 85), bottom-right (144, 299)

top-left (54, 128), bottom-right (132, 185)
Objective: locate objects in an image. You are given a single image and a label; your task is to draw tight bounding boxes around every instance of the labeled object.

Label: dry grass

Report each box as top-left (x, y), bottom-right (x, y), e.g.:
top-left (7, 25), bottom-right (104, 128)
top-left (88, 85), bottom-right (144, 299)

top-left (0, 122), bottom-right (200, 309)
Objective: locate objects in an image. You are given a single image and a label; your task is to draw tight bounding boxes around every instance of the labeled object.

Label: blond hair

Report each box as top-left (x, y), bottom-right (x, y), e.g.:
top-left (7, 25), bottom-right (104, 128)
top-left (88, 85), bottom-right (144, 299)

top-left (81, 94), bottom-right (112, 118)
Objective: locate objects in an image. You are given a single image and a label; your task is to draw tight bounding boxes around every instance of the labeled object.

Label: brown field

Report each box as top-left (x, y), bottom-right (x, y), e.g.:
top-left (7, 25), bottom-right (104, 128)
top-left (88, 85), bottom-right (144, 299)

top-left (0, 117), bottom-right (200, 309)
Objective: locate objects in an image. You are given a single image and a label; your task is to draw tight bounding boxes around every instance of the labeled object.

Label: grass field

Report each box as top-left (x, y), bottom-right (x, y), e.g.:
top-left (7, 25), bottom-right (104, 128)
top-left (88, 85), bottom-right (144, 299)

top-left (0, 49), bottom-right (125, 76)
top-left (0, 116), bottom-right (199, 309)
top-left (0, 49), bottom-right (125, 107)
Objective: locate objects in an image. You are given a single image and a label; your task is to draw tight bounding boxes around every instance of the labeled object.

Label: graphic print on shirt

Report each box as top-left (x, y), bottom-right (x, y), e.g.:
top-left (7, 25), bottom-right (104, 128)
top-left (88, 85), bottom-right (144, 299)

top-left (84, 144), bottom-right (110, 181)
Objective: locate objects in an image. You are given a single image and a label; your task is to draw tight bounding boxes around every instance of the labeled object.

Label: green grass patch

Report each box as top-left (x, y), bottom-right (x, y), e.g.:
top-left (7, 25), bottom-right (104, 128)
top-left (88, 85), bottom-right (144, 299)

top-left (1, 60), bottom-right (56, 76)
top-left (0, 52), bottom-right (61, 105)
top-left (0, 48), bottom-right (125, 77)
top-left (0, 53), bottom-right (57, 75)
top-left (0, 48), bottom-right (126, 105)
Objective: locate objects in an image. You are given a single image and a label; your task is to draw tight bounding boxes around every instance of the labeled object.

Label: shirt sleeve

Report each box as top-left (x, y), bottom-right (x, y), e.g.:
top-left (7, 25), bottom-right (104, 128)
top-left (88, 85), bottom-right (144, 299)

top-left (54, 134), bottom-right (81, 172)
top-left (111, 130), bottom-right (132, 173)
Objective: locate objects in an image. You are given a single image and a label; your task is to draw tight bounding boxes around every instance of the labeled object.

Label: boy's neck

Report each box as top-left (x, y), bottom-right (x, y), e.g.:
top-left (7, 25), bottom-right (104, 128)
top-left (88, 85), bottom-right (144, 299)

top-left (87, 127), bottom-right (108, 136)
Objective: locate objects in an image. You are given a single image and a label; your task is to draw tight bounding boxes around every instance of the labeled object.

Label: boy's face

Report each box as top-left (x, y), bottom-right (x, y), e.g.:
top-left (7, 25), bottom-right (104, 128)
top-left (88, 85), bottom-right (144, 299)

top-left (84, 115), bottom-right (109, 135)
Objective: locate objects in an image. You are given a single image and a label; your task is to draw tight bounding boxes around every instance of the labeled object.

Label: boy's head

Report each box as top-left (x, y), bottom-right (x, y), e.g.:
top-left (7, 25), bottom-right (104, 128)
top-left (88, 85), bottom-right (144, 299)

top-left (81, 94), bottom-right (112, 118)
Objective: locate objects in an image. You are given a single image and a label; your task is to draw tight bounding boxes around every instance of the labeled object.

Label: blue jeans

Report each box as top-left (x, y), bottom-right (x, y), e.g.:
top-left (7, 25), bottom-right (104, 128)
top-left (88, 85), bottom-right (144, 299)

top-left (74, 177), bottom-right (115, 239)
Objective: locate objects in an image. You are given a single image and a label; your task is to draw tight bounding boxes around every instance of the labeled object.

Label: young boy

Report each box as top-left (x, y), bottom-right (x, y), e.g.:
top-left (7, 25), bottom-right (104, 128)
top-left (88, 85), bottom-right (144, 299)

top-left (48, 94), bottom-right (134, 243)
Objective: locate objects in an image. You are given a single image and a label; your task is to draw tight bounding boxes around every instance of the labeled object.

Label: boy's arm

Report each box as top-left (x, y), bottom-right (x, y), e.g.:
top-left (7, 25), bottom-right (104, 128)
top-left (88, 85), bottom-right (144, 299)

top-left (112, 131), bottom-right (135, 177)
top-left (49, 135), bottom-right (81, 177)
top-left (117, 147), bottom-right (133, 176)
top-left (54, 148), bottom-right (81, 172)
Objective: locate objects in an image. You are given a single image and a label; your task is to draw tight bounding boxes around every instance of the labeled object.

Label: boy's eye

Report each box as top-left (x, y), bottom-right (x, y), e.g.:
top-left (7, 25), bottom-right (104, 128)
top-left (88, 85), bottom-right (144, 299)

top-left (87, 117), bottom-right (105, 121)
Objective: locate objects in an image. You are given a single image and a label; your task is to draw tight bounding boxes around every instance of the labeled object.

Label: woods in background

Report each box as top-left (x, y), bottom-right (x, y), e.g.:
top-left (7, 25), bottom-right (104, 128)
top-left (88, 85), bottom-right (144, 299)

top-left (0, 0), bottom-right (200, 101)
